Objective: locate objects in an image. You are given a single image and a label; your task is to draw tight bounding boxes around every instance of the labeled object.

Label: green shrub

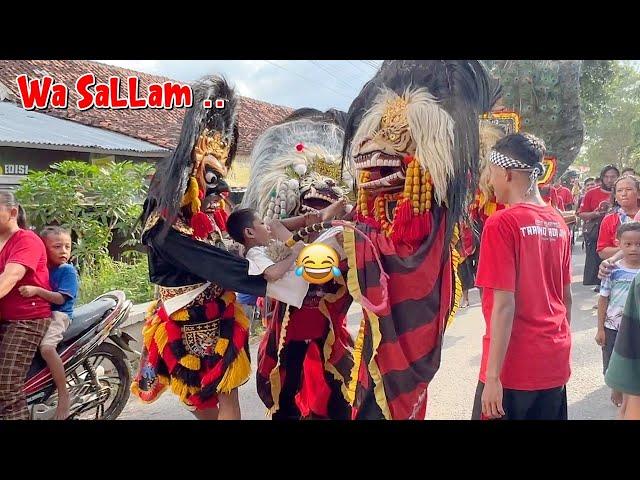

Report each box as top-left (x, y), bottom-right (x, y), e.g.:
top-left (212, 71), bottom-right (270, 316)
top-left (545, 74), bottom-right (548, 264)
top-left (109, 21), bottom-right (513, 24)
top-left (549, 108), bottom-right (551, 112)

top-left (16, 160), bottom-right (154, 270)
top-left (78, 253), bottom-right (155, 306)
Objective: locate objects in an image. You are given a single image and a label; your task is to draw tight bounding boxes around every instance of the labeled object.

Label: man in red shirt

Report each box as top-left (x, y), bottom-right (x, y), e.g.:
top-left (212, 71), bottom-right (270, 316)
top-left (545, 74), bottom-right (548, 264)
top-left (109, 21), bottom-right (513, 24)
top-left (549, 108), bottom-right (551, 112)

top-left (473, 132), bottom-right (573, 420)
top-left (540, 185), bottom-right (564, 210)
top-left (579, 165), bottom-right (619, 287)
top-left (0, 192), bottom-right (52, 420)
top-left (553, 179), bottom-right (574, 211)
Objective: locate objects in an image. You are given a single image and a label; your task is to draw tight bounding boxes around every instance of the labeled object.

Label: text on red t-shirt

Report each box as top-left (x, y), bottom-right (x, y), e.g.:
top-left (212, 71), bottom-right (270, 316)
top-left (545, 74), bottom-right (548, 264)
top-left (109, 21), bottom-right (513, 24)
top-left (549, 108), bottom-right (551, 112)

top-left (475, 203), bottom-right (572, 390)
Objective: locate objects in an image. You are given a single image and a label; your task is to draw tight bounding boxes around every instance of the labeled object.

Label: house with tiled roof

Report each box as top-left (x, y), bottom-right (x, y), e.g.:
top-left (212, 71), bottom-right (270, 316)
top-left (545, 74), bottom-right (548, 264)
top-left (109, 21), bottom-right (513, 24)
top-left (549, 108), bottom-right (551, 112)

top-left (0, 60), bottom-right (293, 189)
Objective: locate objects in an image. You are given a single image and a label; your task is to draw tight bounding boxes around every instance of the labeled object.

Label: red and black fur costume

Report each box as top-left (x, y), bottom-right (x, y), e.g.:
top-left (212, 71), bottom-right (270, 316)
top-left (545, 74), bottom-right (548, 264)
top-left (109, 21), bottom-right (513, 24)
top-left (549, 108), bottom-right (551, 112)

top-left (341, 61), bottom-right (500, 419)
top-left (131, 76), bottom-right (267, 411)
top-left (243, 109), bottom-right (355, 419)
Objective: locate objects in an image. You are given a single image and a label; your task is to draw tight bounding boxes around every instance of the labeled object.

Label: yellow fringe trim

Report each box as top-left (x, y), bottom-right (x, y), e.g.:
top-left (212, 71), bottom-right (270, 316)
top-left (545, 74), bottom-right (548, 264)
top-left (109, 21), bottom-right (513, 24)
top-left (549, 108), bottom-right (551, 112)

top-left (343, 228), bottom-right (363, 305)
top-left (318, 275), bottom-right (352, 403)
top-left (346, 314), bottom-right (366, 405)
top-left (146, 300), bottom-right (159, 316)
top-left (214, 338), bottom-right (229, 356)
top-left (268, 307), bottom-right (291, 413)
top-left (179, 354), bottom-right (201, 371)
top-left (447, 224), bottom-right (462, 327)
top-left (484, 201), bottom-right (497, 217)
top-left (221, 291), bottom-right (236, 306)
top-left (217, 348), bottom-right (251, 394)
top-left (234, 303), bottom-right (250, 331)
top-left (154, 323), bottom-right (169, 354)
top-left (170, 309), bottom-right (190, 322)
top-left (170, 377), bottom-right (197, 403)
top-left (448, 247), bottom-right (463, 328)
top-left (367, 311), bottom-right (392, 419)
top-left (181, 176), bottom-right (201, 215)
top-left (130, 375), bottom-right (170, 404)
top-left (343, 224), bottom-right (390, 417)
top-left (142, 315), bottom-right (160, 348)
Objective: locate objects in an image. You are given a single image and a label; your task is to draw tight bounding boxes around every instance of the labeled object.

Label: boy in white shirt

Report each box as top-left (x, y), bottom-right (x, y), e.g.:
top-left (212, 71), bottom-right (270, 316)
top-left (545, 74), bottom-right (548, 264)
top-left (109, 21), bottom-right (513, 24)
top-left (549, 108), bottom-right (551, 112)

top-left (227, 200), bottom-right (352, 420)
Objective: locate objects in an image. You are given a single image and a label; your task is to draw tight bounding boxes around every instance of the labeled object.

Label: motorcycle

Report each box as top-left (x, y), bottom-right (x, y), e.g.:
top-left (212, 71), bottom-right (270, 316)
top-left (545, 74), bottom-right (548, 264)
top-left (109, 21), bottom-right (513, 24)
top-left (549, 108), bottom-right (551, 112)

top-left (24, 290), bottom-right (136, 420)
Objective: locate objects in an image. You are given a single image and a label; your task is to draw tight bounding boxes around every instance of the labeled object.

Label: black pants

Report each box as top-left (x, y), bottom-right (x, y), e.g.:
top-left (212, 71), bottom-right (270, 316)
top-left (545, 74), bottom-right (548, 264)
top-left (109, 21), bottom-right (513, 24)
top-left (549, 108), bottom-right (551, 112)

top-left (471, 381), bottom-right (568, 420)
top-left (458, 252), bottom-right (477, 291)
top-left (602, 327), bottom-right (618, 375)
top-left (583, 238), bottom-right (602, 286)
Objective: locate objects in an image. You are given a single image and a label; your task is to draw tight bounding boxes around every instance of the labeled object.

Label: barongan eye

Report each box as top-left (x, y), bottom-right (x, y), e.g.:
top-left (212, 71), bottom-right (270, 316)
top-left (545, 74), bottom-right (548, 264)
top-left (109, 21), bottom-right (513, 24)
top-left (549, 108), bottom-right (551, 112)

top-left (205, 171), bottom-right (217, 184)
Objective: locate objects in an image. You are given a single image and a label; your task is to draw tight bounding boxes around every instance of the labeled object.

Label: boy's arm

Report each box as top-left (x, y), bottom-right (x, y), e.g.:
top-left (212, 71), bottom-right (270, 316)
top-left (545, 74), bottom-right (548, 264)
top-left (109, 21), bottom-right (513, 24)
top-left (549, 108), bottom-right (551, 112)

top-left (276, 212), bottom-right (319, 231)
top-left (18, 285), bottom-right (65, 305)
top-left (600, 251), bottom-right (624, 279)
top-left (262, 243), bottom-right (304, 282)
top-left (485, 290), bottom-right (516, 380)
top-left (482, 289), bottom-right (515, 418)
top-left (267, 219), bottom-right (296, 243)
top-left (275, 199), bottom-right (348, 232)
top-left (596, 274), bottom-right (612, 345)
top-left (563, 283), bottom-right (572, 325)
top-left (596, 295), bottom-right (608, 345)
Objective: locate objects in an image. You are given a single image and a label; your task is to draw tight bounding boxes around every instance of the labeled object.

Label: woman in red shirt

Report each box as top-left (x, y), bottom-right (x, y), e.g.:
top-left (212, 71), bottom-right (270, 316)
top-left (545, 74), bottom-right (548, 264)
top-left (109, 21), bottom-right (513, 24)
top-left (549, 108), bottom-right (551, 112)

top-left (597, 175), bottom-right (640, 260)
top-left (0, 192), bottom-right (52, 420)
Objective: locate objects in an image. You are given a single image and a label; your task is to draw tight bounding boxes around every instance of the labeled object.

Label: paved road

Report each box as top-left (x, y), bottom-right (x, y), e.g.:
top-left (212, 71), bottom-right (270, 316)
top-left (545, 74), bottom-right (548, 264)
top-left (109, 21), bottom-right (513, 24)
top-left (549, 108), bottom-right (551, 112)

top-left (120, 245), bottom-right (618, 420)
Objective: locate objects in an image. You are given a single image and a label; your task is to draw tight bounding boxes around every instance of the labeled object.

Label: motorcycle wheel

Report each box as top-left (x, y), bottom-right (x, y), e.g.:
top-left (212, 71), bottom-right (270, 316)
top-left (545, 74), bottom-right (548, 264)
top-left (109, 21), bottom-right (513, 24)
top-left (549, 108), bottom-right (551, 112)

top-left (73, 342), bottom-right (131, 420)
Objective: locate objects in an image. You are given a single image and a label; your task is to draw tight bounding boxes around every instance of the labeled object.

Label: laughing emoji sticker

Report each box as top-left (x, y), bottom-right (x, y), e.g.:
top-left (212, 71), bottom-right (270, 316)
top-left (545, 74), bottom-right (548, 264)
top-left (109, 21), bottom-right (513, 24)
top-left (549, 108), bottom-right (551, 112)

top-left (295, 243), bottom-right (341, 284)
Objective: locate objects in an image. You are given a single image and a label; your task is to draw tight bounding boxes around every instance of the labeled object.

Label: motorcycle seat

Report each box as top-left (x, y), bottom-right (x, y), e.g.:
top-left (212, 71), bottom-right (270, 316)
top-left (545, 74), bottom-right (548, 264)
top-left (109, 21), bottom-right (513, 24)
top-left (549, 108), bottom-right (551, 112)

top-left (63, 297), bottom-right (117, 341)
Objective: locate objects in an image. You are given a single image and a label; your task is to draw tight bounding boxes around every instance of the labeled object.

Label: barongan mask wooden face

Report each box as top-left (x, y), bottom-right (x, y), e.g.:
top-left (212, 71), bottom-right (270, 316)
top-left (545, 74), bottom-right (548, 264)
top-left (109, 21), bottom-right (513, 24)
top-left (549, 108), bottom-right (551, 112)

top-left (192, 129), bottom-right (230, 199)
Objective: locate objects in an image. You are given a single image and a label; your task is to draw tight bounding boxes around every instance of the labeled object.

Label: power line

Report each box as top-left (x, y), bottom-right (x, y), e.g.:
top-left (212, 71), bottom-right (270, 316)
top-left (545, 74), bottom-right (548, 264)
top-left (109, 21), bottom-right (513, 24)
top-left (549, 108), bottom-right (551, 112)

top-left (264, 60), bottom-right (353, 100)
top-left (319, 60), bottom-right (366, 81)
top-left (309, 60), bottom-right (361, 92)
top-left (361, 60), bottom-right (382, 71)
top-left (348, 60), bottom-right (370, 74)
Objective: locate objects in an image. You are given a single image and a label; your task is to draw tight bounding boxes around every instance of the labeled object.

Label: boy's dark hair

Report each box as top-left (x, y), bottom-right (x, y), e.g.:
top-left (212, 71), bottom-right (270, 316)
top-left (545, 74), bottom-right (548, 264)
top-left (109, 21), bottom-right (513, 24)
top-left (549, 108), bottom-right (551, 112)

top-left (40, 225), bottom-right (71, 239)
top-left (493, 132), bottom-right (546, 169)
top-left (226, 208), bottom-right (257, 245)
top-left (584, 177), bottom-right (595, 186)
top-left (622, 167), bottom-right (636, 175)
top-left (616, 221), bottom-right (640, 239)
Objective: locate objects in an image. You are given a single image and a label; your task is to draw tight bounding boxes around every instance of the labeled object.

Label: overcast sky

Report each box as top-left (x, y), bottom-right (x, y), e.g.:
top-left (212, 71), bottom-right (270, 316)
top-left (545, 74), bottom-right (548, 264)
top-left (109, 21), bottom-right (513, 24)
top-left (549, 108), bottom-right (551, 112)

top-left (96, 60), bottom-right (383, 112)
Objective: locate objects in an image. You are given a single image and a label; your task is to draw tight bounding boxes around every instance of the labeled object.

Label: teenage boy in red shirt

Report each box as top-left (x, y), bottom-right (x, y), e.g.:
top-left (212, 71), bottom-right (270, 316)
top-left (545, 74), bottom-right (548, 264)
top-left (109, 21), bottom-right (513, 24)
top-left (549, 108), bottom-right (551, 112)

top-left (472, 133), bottom-right (573, 420)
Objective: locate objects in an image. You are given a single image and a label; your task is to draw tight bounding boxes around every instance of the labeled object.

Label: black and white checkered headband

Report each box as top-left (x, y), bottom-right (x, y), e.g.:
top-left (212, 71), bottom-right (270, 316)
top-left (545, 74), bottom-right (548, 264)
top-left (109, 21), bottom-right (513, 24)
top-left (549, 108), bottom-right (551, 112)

top-left (489, 149), bottom-right (544, 194)
top-left (489, 150), bottom-right (530, 170)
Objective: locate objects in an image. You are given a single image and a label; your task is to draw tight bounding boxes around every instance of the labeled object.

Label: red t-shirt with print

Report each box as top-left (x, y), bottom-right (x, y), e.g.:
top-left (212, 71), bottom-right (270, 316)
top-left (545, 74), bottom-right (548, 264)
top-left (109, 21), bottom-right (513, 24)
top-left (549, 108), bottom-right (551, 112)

top-left (475, 203), bottom-right (572, 390)
top-left (0, 229), bottom-right (52, 320)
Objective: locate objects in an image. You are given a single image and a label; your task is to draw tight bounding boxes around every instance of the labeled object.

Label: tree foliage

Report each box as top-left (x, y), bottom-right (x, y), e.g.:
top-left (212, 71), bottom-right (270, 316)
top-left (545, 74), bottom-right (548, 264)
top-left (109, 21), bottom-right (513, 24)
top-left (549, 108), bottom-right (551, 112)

top-left (483, 60), bottom-right (584, 175)
top-left (576, 62), bottom-right (640, 173)
top-left (16, 160), bottom-right (154, 269)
